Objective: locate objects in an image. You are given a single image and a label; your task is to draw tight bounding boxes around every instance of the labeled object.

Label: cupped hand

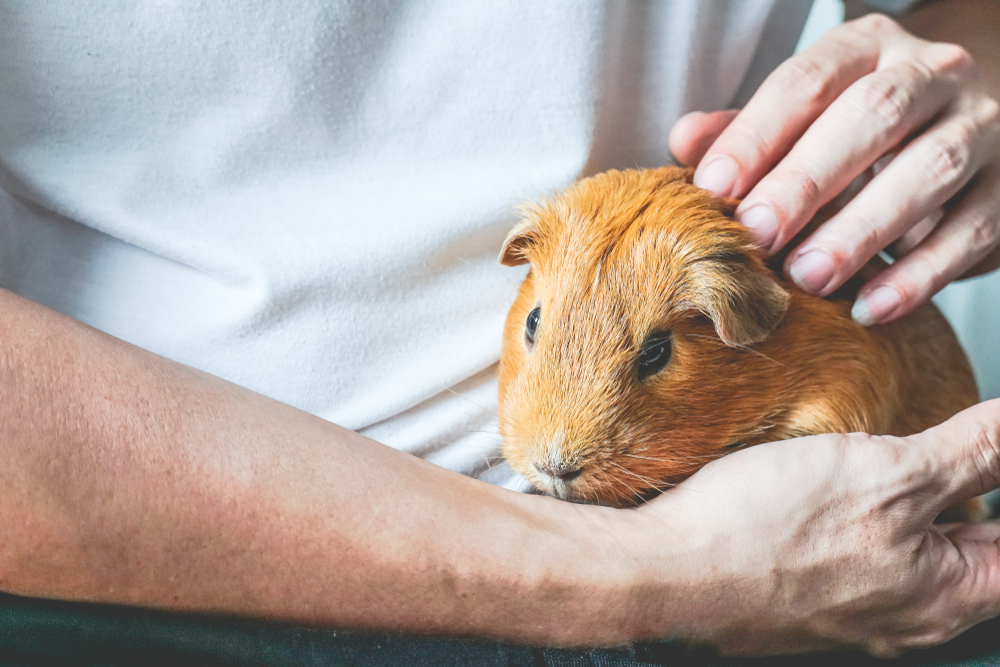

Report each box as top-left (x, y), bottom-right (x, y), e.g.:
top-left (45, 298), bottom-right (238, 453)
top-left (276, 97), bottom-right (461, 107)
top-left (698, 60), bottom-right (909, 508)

top-left (638, 399), bottom-right (1000, 657)
top-left (668, 14), bottom-right (1000, 326)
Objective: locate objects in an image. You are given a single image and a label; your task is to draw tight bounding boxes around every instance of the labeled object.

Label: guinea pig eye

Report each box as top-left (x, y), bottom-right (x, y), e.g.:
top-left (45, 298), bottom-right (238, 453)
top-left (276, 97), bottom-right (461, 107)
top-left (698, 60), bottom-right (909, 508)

top-left (637, 332), bottom-right (672, 380)
top-left (524, 307), bottom-right (541, 347)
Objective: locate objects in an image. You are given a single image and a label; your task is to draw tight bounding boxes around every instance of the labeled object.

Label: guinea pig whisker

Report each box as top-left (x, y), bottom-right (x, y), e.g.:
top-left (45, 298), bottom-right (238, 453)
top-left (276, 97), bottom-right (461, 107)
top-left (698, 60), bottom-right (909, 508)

top-left (625, 454), bottom-right (686, 463)
top-left (599, 468), bottom-right (625, 491)
top-left (519, 478), bottom-right (541, 494)
top-left (483, 452), bottom-right (512, 471)
top-left (439, 452), bottom-right (506, 463)
top-left (634, 440), bottom-right (715, 461)
top-left (623, 453), bottom-right (718, 464)
top-left (429, 439), bottom-right (491, 451)
top-left (425, 441), bottom-right (506, 461)
top-left (686, 333), bottom-right (785, 367)
top-left (595, 467), bottom-right (616, 491)
top-left (609, 462), bottom-right (662, 489)
top-left (433, 455), bottom-right (508, 471)
top-left (604, 470), bottom-right (644, 506)
top-left (443, 387), bottom-right (499, 418)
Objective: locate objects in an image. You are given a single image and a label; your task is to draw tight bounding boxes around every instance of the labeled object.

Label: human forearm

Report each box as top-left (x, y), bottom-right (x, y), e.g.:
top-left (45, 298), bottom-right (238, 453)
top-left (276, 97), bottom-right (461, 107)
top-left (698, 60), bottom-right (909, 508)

top-left (0, 288), bottom-right (670, 645)
top-left (6, 286), bottom-right (1000, 656)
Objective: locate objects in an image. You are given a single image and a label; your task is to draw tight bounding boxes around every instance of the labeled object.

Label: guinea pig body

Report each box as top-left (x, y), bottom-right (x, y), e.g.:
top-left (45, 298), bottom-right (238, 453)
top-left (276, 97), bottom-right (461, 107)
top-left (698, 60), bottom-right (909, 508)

top-left (497, 167), bottom-right (980, 515)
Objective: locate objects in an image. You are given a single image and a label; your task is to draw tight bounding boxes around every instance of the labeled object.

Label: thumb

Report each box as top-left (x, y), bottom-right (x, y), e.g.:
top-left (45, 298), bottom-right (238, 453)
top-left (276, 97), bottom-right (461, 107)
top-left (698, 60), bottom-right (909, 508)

top-left (668, 110), bottom-right (738, 167)
top-left (909, 399), bottom-right (1000, 515)
top-left (941, 533), bottom-right (1000, 635)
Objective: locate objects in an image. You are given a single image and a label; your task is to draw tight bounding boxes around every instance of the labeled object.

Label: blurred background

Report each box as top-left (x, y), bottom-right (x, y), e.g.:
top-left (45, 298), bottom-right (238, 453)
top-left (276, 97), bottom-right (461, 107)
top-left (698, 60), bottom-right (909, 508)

top-left (798, 0), bottom-right (999, 401)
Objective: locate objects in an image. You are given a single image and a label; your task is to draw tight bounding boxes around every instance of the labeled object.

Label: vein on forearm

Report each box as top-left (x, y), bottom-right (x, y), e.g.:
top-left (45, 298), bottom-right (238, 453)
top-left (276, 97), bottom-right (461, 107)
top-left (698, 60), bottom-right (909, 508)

top-left (0, 287), bottom-right (666, 645)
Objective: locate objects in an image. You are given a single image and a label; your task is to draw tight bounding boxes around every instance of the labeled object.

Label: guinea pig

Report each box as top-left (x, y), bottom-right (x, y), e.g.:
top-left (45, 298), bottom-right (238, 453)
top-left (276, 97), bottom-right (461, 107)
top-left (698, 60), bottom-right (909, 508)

top-left (496, 166), bottom-right (984, 519)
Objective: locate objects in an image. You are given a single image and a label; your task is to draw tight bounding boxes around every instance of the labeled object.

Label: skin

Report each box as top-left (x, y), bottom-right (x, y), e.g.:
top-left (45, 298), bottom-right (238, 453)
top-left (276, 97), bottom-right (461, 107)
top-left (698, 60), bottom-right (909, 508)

top-left (644, 404), bottom-right (1000, 656)
top-left (0, 289), bottom-right (649, 646)
top-left (2, 286), bottom-right (1000, 656)
top-left (669, 6), bottom-right (1000, 327)
top-left (2, 1), bottom-right (1000, 657)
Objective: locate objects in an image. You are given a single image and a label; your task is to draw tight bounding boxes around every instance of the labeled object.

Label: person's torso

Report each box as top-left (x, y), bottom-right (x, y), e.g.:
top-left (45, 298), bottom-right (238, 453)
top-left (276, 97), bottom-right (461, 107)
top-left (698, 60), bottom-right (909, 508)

top-left (0, 0), bottom-right (808, 488)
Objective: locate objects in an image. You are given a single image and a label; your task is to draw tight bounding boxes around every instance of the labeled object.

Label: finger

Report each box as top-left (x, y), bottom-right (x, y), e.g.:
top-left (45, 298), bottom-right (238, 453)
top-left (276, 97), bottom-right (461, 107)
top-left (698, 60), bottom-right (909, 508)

top-left (692, 16), bottom-right (891, 198)
top-left (890, 208), bottom-right (943, 257)
top-left (939, 521), bottom-right (1000, 542)
top-left (668, 110), bottom-right (739, 167)
top-left (784, 98), bottom-right (1000, 298)
top-left (737, 49), bottom-right (970, 254)
top-left (909, 399), bottom-right (1000, 514)
top-left (947, 536), bottom-right (1000, 631)
top-left (959, 243), bottom-right (1000, 279)
top-left (851, 165), bottom-right (1000, 325)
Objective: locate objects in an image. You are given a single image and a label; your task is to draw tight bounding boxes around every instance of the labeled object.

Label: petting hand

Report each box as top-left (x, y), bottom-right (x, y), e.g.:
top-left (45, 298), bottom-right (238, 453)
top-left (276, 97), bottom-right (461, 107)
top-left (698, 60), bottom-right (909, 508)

top-left (668, 14), bottom-right (1000, 326)
top-left (638, 399), bottom-right (1000, 657)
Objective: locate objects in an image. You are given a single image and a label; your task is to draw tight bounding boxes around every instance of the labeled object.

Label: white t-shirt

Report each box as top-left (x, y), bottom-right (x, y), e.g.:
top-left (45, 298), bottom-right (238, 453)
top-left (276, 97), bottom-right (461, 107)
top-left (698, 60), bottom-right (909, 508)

top-left (0, 1), bottom-right (839, 491)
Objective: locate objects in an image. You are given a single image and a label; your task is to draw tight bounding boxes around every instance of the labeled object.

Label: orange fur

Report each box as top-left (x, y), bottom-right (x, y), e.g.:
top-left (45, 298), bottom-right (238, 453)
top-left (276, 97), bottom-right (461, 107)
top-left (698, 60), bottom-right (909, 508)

top-left (497, 167), bottom-right (981, 516)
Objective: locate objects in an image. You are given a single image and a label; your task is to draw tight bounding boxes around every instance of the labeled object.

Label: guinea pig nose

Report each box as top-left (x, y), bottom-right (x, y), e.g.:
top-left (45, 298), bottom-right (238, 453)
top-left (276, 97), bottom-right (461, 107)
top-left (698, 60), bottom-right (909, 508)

top-left (535, 462), bottom-right (584, 482)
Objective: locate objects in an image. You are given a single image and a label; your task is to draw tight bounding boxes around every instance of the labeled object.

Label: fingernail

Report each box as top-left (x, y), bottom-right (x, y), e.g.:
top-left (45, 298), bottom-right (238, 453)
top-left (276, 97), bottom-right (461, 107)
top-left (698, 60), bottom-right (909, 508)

top-left (737, 204), bottom-right (779, 251)
top-left (694, 156), bottom-right (738, 197)
top-left (851, 285), bottom-right (902, 326)
top-left (788, 249), bottom-right (836, 294)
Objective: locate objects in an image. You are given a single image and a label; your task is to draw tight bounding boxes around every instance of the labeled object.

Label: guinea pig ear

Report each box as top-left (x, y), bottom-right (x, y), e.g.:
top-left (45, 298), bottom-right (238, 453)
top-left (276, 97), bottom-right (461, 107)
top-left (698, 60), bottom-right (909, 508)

top-left (498, 219), bottom-right (539, 267)
top-left (688, 253), bottom-right (791, 347)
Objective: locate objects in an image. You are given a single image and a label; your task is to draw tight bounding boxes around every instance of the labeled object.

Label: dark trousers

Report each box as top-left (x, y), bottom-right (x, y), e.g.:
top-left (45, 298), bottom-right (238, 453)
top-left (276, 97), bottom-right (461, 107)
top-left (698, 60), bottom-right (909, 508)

top-left (2, 593), bottom-right (999, 667)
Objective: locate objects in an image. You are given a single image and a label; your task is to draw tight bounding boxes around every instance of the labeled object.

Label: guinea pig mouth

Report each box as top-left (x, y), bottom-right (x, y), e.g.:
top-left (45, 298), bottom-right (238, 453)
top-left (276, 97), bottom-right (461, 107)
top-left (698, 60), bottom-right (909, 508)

top-left (531, 462), bottom-right (672, 506)
top-left (548, 483), bottom-right (589, 504)
top-left (532, 472), bottom-right (585, 502)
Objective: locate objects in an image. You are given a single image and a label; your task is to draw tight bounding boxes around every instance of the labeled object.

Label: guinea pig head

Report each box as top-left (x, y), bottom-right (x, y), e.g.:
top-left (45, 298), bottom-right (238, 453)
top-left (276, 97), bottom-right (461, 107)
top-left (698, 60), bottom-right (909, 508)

top-left (497, 167), bottom-right (791, 506)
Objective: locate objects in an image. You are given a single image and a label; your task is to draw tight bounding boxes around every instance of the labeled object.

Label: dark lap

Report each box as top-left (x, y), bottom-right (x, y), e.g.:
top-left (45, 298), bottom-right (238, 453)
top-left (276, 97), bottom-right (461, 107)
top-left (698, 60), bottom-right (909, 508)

top-left (2, 593), bottom-right (999, 667)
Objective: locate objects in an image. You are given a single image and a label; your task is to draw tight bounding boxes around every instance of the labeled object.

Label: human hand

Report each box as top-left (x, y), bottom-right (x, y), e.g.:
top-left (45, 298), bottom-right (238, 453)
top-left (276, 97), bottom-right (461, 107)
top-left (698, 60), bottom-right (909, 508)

top-left (668, 14), bottom-right (1000, 326)
top-left (632, 399), bottom-right (1000, 657)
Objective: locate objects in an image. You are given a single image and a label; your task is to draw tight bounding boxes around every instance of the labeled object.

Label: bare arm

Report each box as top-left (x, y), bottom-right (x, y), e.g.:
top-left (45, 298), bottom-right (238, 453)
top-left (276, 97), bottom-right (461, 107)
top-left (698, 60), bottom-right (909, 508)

top-left (4, 286), bottom-right (1000, 655)
top-left (0, 287), bottom-right (662, 645)
top-left (4, 5), bottom-right (1000, 646)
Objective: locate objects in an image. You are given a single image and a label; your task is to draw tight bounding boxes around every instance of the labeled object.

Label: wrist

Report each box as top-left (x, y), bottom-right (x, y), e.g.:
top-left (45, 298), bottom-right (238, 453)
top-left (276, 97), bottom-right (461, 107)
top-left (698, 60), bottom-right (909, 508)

top-left (511, 496), bottom-right (693, 647)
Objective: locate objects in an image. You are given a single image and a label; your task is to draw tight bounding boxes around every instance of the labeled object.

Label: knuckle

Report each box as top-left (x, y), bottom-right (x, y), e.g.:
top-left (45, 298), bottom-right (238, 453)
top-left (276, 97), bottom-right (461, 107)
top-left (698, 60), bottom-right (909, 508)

top-left (853, 13), bottom-right (901, 37)
top-left (781, 160), bottom-right (824, 208)
top-left (922, 124), bottom-right (975, 188)
top-left (908, 627), bottom-right (956, 650)
top-left (980, 96), bottom-right (1000, 128)
top-left (726, 118), bottom-right (774, 170)
top-left (865, 636), bottom-right (904, 659)
top-left (925, 43), bottom-right (975, 75)
top-left (885, 615), bottom-right (964, 652)
top-left (850, 74), bottom-right (915, 128)
top-left (935, 618), bottom-right (965, 646)
top-left (843, 209), bottom-right (886, 257)
top-left (905, 252), bottom-right (947, 297)
top-left (773, 56), bottom-right (835, 105)
top-left (971, 415), bottom-right (1000, 492)
top-left (963, 209), bottom-right (1000, 254)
